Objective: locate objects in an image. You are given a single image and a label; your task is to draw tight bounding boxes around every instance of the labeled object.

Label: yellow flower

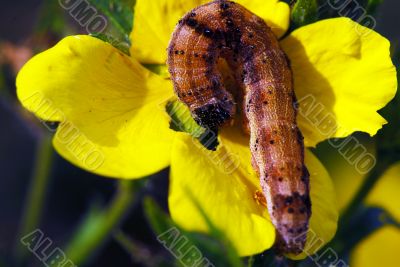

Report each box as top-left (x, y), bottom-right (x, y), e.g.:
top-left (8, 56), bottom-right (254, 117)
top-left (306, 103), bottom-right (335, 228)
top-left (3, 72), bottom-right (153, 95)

top-left (352, 225), bottom-right (400, 267)
top-left (16, 0), bottom-right (397, 258)
top-left (331, 158), bottom-right (400, 267)
top-left (350, 163), bottom-right (400, 267)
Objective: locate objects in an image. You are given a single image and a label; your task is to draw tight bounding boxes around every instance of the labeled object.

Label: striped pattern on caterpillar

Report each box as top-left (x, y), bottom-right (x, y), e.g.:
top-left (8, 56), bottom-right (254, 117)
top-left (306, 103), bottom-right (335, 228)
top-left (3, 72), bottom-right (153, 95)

top-left (167, 0), bottom-right (311, 254)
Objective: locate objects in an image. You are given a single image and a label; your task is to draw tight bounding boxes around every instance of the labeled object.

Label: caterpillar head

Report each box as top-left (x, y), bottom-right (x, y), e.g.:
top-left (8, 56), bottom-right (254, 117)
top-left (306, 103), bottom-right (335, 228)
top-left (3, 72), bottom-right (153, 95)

top-left (191, 96), bottom-right (235, 130)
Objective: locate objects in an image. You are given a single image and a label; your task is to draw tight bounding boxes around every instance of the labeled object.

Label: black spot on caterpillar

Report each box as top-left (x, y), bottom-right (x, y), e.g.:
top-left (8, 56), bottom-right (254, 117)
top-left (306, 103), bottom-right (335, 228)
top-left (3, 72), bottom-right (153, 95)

top-left (167, 0), bottom-right (311, 254)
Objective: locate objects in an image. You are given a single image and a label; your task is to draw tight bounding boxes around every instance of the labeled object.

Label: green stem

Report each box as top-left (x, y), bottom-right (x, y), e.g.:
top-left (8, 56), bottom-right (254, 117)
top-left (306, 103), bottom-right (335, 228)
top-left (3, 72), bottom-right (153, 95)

top-left (15, 135), bottom-right (54, 261)
top-left (64, 180), bottom-right (137, 266)
top-left (247, 256), bottom-right (254, 267)
top-left (113, 230), bottom-right (138, 255)
top-left (114, 230), bottom-right (172, 267)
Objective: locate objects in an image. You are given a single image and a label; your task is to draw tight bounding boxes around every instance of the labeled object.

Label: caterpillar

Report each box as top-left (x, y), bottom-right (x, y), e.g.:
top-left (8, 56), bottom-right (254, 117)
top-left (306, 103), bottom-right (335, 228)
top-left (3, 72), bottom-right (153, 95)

top-left (167, 0), bottom-right (311, 254)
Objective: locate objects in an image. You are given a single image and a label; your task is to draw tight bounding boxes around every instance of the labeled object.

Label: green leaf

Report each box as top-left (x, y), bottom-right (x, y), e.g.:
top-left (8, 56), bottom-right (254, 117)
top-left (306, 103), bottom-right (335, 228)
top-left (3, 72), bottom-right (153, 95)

top-left (90, 33), bottom-right (131, 55)
top-left (63, 181), bottom-right (137, 266)
top-left (143, 64), bottom-right (170, 78)
top-left (367, 0), bottom-right (383, 14)
top-left (166, 100), bottom-right (205, 138)
top-left (36, 0), bottom-right (67, 35)
top-left (291, 0), bottom-right (318, 27)
top-left (86, 0), bottom-right (135, 43)
top-left (144, 197), bottom-right (244, 267)
top-left (143, 197), bottom-right (176, 234)
top-left (165, 100), bottom-right (219, 150)
top-left (316, 0), bottom-right (384, 21)
top-left (113, 230), bottom-right (172, 266)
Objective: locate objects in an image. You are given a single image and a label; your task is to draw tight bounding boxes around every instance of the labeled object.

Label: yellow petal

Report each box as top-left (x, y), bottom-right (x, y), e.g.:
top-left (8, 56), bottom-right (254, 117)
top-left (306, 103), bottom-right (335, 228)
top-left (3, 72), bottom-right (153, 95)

top-left (351, 226), bottom-right (400, 267)
top-left (315, 136), bottom-right (375, 212)
top-left (349, 163), bottom-right (400, 267)
top-left (17, 35), bottom-right (175, 178)
top-left (169, 132), bottom-right (274, 256)
top-left (130, 0), bottom-right (290, 64)
top-left (281, 18), bottom-right (397, 147)
top-left (169, 128), bottom-right (337, 256)
top-left (366, 162), bottom-right (400, 222)
top-left (235, 0), bottom-right (289, 38)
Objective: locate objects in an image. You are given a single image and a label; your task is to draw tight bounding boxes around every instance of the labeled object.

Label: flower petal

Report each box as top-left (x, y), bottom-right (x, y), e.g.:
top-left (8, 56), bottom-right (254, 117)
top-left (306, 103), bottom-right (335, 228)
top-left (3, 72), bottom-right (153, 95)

top-left (366, 162), bottom-right (400, 222)
top-left (351, 226), bottom-right (400, 267)
top-left (130, 0), bottom-right (290, 64)
top-left (314, 136), bottom-right (375, 212)
top-left (169, 132), bottom-right (274, 256)
top-left (235, 0), bottom-right (289, 38)
top-left (280, 18), bottom-right (397, 147)
top-left (349, 163), bottom-right (400, 266)
top-left (169, 128), bottom-right (337, 256)
top-left (17, 35), bottom-right (175, 178)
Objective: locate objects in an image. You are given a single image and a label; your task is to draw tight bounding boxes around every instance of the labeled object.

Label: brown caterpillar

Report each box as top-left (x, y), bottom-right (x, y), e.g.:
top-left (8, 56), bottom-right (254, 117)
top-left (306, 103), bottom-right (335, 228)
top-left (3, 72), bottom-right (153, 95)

top-left (167, 0), bottom-right (311, 254)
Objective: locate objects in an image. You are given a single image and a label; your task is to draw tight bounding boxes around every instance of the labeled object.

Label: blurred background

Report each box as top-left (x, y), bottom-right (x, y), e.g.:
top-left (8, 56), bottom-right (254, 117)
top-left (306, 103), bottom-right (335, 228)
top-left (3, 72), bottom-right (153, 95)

top-left (0, 0), bottom-right (399, 267)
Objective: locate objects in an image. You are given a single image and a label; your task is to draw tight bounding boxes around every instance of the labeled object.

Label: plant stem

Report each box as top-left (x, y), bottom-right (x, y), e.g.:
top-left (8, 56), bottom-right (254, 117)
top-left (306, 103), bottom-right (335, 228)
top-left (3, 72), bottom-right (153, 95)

top-left (64, 180), bottom-right (137, 266)
top-left (114, 230), bottom-right (154, 265)
top-left (113, 230), bottom-right (138, 256)
top-left (15, 135), bottom-right (54, 262)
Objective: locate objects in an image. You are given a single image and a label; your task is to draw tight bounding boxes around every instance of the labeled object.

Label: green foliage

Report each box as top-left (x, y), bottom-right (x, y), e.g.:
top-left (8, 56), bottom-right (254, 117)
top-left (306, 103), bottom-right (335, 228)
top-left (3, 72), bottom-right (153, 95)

top-left (165, 100), bottom-right (220, 150)
top-left (63, 181), bottom-right (137, 266)
top-left (144, 197), bottom-right (244, 267)
top-left (36, 0), bottom-right (67, 35)
top-left (90, 33), bottom-right (131, 55)
top-left (87, 0), bottom-right (136, 43)
top-left (366, 0), bottom-right (384, 14)
top-left (316, 0), bottom-right (382, 22)
top-left (291, 0), bottom-right (318, 27)
top-left (143, 64), bottom-right (170, 78)
top-left (166, 100), bottom-right (205, 138)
